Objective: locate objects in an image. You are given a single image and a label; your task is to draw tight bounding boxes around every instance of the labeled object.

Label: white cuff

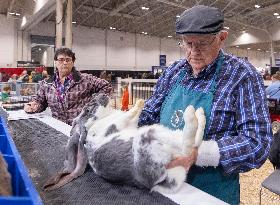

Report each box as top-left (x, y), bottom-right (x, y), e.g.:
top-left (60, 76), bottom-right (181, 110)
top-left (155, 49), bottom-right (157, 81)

top-left (195, 140), bottom-right (220, 167)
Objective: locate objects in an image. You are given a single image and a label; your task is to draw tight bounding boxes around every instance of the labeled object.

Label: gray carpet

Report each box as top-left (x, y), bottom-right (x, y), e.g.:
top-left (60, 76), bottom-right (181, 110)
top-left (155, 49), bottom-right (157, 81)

top-left (6, 118), bottom-right (178, 205)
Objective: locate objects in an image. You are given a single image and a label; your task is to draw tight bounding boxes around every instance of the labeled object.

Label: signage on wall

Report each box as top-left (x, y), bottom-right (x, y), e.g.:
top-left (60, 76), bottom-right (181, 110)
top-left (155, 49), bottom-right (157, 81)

top-left (275, 58), bottom-right (280, 67)
top-left (159, 55), bottom-right (166, 66)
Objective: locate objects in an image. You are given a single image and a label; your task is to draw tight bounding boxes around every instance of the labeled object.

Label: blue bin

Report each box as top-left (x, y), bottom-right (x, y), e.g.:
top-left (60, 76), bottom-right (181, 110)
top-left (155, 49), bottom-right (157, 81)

top-left (0, 117), bottom-right (43, 205)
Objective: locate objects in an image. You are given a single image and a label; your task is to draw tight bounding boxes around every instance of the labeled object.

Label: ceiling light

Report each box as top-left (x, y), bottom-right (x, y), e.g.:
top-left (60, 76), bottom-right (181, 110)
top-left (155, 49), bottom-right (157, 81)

top-left (257, 48), bottom-right (261, 50)
top-left (255, 5), bottom-right (260, 8)
top-left (15, 13), bottom-right (20, 16)
top-left (167, 35), bottom-right (172, 38)
top-left (141, 6), bottom-right (149, 10)
top-left (9, 12), bottom-right (15, 15)
top-left (277, 16), bottom-right (280, 19)
top-left (141, 31), bottom-right (148, 35)
top-left (72, 21), bottom-right (76, 24)
top-left (38, 48), bottom-right (42, 51)
top-left (247, 48), bottom-right (251, 50)
top-left (274, 52), bottom-right (277, 53)
top-left (176, 15), bottom-right (180, 18)
top-left (266, 51), bottom-right (270, 52)
top-left (236, 46), bottom-right (239, 48)
top-left (274, 13), bottom-right (279, 16)
top-left (224, 26), bottom-right (229, 30)
top-left (109, 26), bottom-right (116, 30)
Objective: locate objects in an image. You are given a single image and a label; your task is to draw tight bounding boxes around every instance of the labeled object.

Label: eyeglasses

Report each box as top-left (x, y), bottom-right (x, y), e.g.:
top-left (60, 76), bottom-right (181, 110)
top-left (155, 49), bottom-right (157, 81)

top-left (56, 58), bottom-right (72, 63)
top-left (180, 36), bottom-right (217, 51)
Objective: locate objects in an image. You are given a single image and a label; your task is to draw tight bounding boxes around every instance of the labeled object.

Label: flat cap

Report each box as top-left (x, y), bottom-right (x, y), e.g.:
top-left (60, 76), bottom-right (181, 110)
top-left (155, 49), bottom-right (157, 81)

top-left (176, 5), bottom-right (224, 35)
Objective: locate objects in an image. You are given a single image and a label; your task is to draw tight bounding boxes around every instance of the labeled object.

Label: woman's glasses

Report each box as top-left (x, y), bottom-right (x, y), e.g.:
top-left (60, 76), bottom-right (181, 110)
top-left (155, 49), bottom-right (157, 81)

top-left (57, 58), bottom-right (72, 63)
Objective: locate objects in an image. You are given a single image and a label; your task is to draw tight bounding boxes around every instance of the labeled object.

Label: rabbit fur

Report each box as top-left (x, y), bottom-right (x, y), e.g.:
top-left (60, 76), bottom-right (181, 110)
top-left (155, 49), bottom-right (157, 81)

top-left (43, 93), bottom-right (206, 194)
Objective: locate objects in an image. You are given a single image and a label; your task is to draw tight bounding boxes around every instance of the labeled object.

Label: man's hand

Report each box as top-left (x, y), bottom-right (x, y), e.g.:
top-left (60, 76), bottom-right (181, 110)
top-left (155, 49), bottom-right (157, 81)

top-left (166, 147), bottom-right (198, 170)
top-left (24, 101), bottom-right (39, 113)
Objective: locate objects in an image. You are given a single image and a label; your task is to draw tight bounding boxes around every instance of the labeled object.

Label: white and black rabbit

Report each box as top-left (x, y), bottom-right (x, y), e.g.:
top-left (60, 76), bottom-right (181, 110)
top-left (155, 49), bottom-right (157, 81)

top-left (43, 92), bottom-right (206, 194)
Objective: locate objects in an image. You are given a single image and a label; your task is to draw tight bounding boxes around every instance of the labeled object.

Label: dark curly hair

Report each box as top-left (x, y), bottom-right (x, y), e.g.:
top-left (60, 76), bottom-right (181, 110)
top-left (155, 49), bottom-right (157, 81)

top-left (54, 47), bottom-right (76, 62)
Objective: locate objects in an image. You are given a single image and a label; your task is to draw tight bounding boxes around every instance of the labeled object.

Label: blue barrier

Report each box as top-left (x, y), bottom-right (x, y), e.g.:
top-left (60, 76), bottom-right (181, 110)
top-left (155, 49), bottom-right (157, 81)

top-left (0, 117), bottom-right (43, 205)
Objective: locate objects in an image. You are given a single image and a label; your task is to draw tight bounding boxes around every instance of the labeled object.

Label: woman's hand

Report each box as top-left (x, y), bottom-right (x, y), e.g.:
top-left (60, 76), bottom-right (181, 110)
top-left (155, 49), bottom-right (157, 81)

top-left (24, 101), bottom-right (39, 113)
top-left (166, 147), bottom-right (198, 170)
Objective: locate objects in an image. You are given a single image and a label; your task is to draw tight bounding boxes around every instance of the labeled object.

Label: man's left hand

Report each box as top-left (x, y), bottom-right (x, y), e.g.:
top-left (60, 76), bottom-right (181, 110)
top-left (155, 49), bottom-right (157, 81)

top-left (166, 147), bottom-right (198, 170)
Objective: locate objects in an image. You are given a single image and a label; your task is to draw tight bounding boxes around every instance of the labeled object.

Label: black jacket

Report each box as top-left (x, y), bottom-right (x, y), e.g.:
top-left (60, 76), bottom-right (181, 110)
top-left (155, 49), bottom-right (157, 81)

top-left (269, 132), bottom-right (280, 169)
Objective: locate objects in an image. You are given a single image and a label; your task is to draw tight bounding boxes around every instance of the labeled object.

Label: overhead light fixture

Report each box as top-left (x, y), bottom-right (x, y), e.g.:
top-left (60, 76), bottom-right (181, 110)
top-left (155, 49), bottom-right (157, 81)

top-left (15, 13), bottom-right (20, 16)
top-left (236, 46), bottom-right (239, 47)
top-left (255, 5), bottom-right (260, 8)
top-left (38, 48), bottom-right (42, 51)
top-left (176, 15), bottom-right (180, 18)
top-left (277, 16), bottom-right (280, 19)
top-left (274, 13), bottom-right (279, 16)
top-left (9, 12), bottom-right (15, 15)
top-left (266, 51), bottom-right (270, 52)
top-left (247, 48), bottom-right (251, 50)
top-left (167, 35), bottom-right (172, 38)
top-left (257, 48), bottom-right (261, 50)
top-left (141, 31), bottom-right (148, 35)
top-left (109, 26), bottom-right (116, 30)
top-left (141, 6), bottom-right (149, 10)
top-left (224, 26), bottom-right (229, 30)
top-left (72, 21), bottom-right (76, 24)
top-left (242, 30), bottom-right (246, 33)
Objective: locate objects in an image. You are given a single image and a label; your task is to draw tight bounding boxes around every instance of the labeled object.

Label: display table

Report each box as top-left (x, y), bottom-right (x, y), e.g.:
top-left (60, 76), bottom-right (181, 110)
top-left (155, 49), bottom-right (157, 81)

top-left (4, 109), bottom-right (228, 205)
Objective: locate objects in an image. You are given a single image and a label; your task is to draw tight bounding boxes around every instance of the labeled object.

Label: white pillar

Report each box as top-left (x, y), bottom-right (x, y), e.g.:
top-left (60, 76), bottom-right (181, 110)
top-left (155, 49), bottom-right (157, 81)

top-left (56, 0), bottom-right (63, 49)
top-left (22, 30), bottom-right (31, 61)
top-left (270, 40), bottom-right (275, 66)
top-left (105, 29), bottom-right (108, 70)
top-left (65, 0), bottom-right (73, 48)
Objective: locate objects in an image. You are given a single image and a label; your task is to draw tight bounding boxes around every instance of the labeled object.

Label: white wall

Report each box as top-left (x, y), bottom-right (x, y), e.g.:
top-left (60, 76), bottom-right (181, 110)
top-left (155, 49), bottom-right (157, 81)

top-left (29, 21), bottom-right (182, 71)
top-left (226, 29), bottom-right (271, 46)
top-left (73, 26), bottom-right (105, 70)
top-left (107, 31), bottom-right (135, 70)
top-left (136, 34), bottom-right (160, 71)
top-left (225, 47), bottom-right (271, 68)
top-left (160, 38), bottom-right (182, 65)
top-left (268, 22), bottom-right (280, 41)
top-left (0, 15), bottom-right (16, 67)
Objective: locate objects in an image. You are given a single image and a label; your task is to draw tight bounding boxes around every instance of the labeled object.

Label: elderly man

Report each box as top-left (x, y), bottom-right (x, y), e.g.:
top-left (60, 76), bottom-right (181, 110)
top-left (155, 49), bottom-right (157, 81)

top-left (138, 5), bottom-right (272, 205)
top-left (24, 48), bottom-right (112, 125)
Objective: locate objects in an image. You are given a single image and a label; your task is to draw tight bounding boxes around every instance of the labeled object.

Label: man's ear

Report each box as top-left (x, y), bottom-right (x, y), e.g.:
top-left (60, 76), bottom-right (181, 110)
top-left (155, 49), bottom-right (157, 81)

top-left (219, 31), bottom-right (228, 43)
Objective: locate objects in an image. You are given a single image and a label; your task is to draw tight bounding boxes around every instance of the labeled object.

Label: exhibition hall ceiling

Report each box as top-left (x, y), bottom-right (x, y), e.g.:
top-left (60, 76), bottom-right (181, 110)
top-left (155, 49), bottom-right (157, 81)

top-left (1, 0), bottom-right (280, 50)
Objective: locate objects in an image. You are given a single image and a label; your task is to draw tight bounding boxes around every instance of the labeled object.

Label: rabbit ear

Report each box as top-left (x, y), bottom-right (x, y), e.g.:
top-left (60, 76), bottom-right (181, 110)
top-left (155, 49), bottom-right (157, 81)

top-left (43, 140), bottom-right (88, 191)
top-left (43, 170), bottom-right (72, 191)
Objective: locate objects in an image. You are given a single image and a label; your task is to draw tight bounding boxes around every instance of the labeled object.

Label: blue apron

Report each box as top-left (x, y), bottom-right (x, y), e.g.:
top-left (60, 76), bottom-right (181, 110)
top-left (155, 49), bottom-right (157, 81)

top-left (160, 55), bottom-right (239, 205)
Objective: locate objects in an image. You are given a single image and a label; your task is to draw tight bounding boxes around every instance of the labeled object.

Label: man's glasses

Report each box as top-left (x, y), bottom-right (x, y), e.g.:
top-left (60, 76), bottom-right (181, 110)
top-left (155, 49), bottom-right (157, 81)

top-left (57, 58), bottom-right (72, 63)
top-left (180, 36), bottom-right (217, 51)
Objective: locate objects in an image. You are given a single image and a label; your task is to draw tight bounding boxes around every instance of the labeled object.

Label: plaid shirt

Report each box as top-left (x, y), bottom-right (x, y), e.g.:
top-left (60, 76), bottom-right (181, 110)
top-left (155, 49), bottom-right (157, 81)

top-left (138, 51), bottom-right (273, 174)
top-left (33, 68), bottom-right (112, 125)
top-left (54, 72), bottom-right (74, 103)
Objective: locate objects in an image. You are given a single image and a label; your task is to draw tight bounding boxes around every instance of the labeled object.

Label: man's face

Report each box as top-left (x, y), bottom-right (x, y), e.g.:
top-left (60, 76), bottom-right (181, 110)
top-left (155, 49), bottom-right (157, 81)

top-left (55, 54), bottom-right (74, 77)
top-left (182, 31), bottom-right (228, 73)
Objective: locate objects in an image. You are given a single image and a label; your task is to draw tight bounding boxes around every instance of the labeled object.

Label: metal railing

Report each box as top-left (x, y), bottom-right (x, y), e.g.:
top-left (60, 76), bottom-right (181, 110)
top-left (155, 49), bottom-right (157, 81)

top-left (116, 78), bottom-right (157, 106)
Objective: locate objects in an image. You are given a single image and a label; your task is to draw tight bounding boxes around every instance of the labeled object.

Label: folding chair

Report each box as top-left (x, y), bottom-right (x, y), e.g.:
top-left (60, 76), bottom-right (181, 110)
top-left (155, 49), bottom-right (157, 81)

top-left (259, 169), bottom-right (280, 204)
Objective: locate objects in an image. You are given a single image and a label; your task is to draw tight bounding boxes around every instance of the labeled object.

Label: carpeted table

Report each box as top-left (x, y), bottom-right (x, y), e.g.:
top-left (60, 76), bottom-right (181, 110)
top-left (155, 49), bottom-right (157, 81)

top-left (7, 118), bottom-right (178, 205)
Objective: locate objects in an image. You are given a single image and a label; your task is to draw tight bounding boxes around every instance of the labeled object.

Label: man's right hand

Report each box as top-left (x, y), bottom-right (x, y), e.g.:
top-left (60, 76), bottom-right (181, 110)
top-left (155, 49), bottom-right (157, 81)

top-left (24, 101), bottom-right (39, 113)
